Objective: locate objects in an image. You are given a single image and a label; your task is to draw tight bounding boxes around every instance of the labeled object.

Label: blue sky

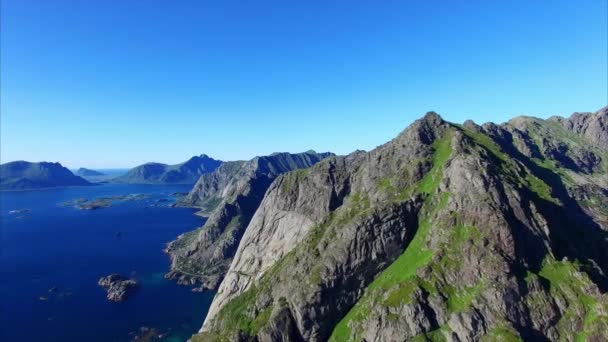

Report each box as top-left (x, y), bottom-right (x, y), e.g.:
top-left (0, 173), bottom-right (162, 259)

top-left (1, 0), bottom-right (607, 168)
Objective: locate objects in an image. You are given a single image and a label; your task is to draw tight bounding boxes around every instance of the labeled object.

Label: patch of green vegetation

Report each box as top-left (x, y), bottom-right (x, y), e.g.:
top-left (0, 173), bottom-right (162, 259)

top-left (369, 192), bottom-right (449, 291)
top-left (280, 168), bottom-right (310, 193)
top-left (200, 196), bottom-right (223, 215)
top-left (209, 250), bottom-right (301, 339)
top-left (445, 281), bottom-right (484, 313)
top-left (524, 174), bottom-right (560, 205)
top-left (480, 326), bottom-right (522, 342)
top-left (191, 332), bottom-right (228, 342)
top-left (544, 120), bottom-right (587, 146)
top-left (249, 306), bottom-right (272, 335)
top-left (382, 278), bottom-right (419, 306)
top-left (213, 284), bottom-right (263, 336)
top-left (529, 157), bottom-right (575, 185)
top-left (410, 326), bottom-right (448, 342)
top-left (329, 130), bottom-right (454, 341)
top-left (418, 133), bottom-right (454, 194)
top-left (330, 190), bottom-right (451, 341)
top-left (453, 224), bottom-right (481, 245)
top-left (461, 128), bottom-right (509, 163)
top-left (537, 257), bottom-right (607, 339)
top-left (378, 178), bottom-right (395, 192)
top-left (225, 215), bottom-right (242, 231)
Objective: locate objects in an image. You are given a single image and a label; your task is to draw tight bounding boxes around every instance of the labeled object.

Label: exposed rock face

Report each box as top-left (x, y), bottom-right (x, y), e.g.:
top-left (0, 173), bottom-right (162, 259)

top-left (165, 151), bottom-right (333, 291)
top-left (98, 274), bottom-right (138, 302)
top-left (178, 161), bottom-right (248, 214)
top-left (193, 108), bottom-right (608, 342)
top-left (111, 154), bottom-right (222, 184)
top-left (0, 161), bottom-right (91, 191)
top-left (550, 106), bottom-right (608, 150)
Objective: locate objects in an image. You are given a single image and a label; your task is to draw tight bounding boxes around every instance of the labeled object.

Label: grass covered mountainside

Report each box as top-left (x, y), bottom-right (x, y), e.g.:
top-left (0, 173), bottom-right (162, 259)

top-left (111, 154), bottom-right (222, 184)
top-left (187, 107), bottom-right (608, 341)
top-left (0, 161), bottom-right (91, 190)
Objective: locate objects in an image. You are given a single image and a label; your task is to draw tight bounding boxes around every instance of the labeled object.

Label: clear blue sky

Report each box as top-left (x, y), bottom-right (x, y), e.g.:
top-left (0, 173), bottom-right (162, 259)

top-left (1, 0), bottom-right (606, 168)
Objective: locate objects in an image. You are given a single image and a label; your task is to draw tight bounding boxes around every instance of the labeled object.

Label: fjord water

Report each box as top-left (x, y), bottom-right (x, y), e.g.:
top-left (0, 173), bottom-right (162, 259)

top-left (0, 184), bottom-right (213, 342)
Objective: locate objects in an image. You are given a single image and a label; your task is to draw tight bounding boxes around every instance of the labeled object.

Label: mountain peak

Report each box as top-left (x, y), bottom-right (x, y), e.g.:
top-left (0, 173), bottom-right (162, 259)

top-left (421, 111), bottom-right (444, 125)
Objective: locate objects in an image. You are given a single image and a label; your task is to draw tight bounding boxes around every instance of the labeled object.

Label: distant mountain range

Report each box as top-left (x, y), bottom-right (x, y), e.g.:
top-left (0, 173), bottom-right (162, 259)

top-left (0, 161), bottom-right (91, 191)
top-left (76, 168), bottom-right (106, 177)
top-left (111, 154), bottom-right (222, 184)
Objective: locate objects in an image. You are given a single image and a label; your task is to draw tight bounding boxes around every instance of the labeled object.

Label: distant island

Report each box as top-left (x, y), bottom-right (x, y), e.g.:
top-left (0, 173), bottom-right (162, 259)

top-left (76, 168), bottom-right (106, 177)
top-left (111, 154), bottom-right (222, 184)
top-left (0, 161), bottom-right (91, 191)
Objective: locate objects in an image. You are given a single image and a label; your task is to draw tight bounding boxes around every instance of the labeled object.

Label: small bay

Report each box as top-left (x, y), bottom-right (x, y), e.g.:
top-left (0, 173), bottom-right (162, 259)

top-left (0, 183), bottom-right (213, 342)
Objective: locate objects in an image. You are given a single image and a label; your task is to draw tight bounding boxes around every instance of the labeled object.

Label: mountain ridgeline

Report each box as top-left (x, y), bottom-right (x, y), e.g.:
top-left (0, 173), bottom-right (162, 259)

top-left (180, 107), bottom-right (608, 342)
top-left (0, 161), bottom-right (91, 191)
top-left (165, 150), bottom-right (333, 290)
top-left (112, 154), bottom-right (222, 184)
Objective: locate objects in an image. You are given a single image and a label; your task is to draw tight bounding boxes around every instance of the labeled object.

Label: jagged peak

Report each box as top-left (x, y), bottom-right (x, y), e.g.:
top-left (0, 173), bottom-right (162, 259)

top-left (421, 111), bottom-right (444, 125)
top-left (188, 154), bottom-right (217, 161)
top-left (391, 111), bottom-right (449, 146)
top-left (462, 119), bottom-right (480, 131)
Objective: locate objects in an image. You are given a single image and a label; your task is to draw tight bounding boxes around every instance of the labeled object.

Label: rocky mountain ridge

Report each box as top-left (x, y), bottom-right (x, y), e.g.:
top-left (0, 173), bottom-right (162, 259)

top-left (165, 151), bottom-right (333, 291)
top-left (189, 107), bottom-right (608, 342)
top-left (111, 154), bottom-right (222, 184)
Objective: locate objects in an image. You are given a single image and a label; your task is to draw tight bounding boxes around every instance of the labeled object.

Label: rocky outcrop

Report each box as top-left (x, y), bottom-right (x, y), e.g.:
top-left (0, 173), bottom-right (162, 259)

top-left (165, 151), bottom-right (333, 291)
top-left (76, 168), bottom-right (105, 177)
top-left (0, 161), bottom-right (91, 191)
top-left (98, 274), bottom-right (138, 302)
top-left (550, 106), bottom-right (608, 150)
top-left (111, 154), bottom-right (222, 184)
top-left (194, 108), bottom-right (608, 342)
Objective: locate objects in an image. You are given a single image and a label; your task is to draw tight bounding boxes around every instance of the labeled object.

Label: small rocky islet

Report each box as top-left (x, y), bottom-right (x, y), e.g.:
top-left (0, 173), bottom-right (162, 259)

top-left (60, 194), bottom-right (151, 210)
top-left (98, 274), bottom-right (139, 302)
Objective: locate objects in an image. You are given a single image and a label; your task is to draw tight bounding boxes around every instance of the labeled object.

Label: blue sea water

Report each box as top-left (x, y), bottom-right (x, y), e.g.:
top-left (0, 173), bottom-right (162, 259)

top-left (0, 184), bottom-right (214, 342)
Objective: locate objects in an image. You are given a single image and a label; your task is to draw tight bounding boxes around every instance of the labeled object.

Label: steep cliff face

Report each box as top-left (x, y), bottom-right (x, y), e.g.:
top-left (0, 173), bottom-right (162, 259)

top-left (0, 161), bottom-right (91, 190)
top-left (112, 154), bottom-right (222, 184)
top-left (194, 108), bottom-right (608, 342)
top-left (165, 151), bottom-right (333, 290)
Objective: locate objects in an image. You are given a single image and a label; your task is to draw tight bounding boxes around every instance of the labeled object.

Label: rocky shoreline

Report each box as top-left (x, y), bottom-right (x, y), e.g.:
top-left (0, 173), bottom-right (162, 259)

top-left (98, 274), bottom-right (139, 302)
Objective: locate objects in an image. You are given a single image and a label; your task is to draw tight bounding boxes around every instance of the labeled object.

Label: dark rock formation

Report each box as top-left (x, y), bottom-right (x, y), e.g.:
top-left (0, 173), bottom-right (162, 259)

top-left (76, 168), bottom-right (105, 177)
top-left (191, 108), bottom-right (608, 342)
top-left (111, 154), bottom-right (222, 184)
top-left (0, 161), bottom-right (91, 191)
top-left (98, 274), bottom-right (138, 302)
top-left (165, 151), bottom-right (333, 291)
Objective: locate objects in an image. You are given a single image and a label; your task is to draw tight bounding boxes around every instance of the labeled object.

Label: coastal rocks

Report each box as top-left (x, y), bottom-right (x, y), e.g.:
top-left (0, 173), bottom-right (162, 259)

top-left (128, 326), bottom-right (169, 342)
top-left (98, 274), bottom-right (139, 302)
top-left (61, 194), bottom-right (151, 210)
top-left (38, 286), bottom-right (73, 302)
